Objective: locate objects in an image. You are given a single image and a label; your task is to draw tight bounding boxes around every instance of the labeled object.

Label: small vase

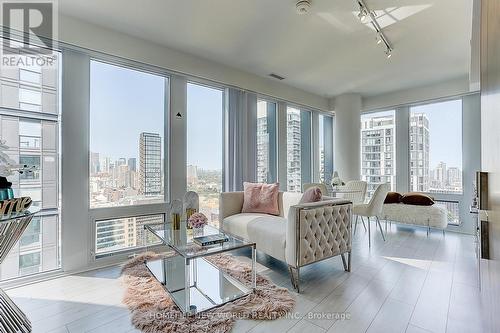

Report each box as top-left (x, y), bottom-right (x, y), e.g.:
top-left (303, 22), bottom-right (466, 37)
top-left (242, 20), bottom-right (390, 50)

top-left (193, 226), bottom-right (204, 237)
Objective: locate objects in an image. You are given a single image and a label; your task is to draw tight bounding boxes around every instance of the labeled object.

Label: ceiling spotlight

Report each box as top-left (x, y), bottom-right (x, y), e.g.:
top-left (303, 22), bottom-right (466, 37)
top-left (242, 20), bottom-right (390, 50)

top-left (385, 49), bottom-right (392, 59)
top-left (358, 9), bottom-right (368, 23)
top-left (376, 33), bottom-right (383, 45)
top-left (296, 0), bottom-right (311, 15)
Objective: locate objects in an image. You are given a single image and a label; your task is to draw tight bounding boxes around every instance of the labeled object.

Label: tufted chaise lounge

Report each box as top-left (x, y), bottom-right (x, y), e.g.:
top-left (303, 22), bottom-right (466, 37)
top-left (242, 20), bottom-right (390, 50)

top-left (219, 192), bottom-right (352, 292)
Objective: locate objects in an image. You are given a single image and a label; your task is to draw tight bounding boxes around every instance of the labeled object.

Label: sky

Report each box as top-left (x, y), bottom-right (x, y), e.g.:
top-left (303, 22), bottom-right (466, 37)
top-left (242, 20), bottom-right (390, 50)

top-left (186, 83), bottom-right (223, 170)
top-left (90, 61), bottom-right (165, 161)
top-left (411, 99), bottom-right (462, 168)
top-left (90, 61), bottom-right (223, 170)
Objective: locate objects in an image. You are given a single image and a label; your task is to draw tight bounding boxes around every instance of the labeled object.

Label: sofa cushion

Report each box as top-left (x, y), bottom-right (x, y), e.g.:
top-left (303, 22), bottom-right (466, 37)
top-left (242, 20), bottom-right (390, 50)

top-left (222, 213), bottom-right (286, 241)
top-left (300, 186), bottom-right (322, 204)
top-left (384, 191), bottom-right (402, 204)
top-left (242, 182), bottom-right (280, 215)
top-left (247, 218), bottom-right (287, 261)
top-left (401, 192), bottom-right (435, 206)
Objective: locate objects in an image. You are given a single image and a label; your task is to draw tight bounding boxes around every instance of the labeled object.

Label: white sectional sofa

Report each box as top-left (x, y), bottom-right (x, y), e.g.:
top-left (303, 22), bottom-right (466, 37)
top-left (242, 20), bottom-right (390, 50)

top-left (380, 203), bottom-right (448, 234)
top-left (220, 191), bottom-right (352, 292)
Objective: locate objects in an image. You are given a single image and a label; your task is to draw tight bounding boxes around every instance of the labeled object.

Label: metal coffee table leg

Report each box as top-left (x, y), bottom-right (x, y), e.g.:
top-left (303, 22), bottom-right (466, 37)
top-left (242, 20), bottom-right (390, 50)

top-left (0, 288), bottom-right (31, 333)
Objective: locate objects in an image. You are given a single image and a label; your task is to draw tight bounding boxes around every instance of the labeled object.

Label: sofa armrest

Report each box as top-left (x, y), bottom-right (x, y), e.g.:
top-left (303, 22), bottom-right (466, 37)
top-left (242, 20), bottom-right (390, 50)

top-left (219, 192), bottom-right (244, 221)
top-left (285, 200), bottom-right (352, 267)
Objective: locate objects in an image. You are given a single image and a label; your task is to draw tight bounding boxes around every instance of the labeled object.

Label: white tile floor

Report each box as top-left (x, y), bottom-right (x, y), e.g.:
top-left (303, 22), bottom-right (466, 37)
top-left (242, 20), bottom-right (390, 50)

top-left (6, 223), bottom-right (484, 333)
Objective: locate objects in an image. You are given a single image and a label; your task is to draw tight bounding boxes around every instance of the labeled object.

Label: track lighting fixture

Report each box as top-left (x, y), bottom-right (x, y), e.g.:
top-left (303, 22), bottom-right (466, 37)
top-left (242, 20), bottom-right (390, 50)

top-left (355, 0), bottom-right (394, 59)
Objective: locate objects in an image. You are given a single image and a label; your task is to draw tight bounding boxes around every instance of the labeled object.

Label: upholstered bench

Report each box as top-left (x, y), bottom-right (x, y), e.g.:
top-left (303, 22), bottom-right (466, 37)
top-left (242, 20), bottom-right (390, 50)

top-left (380, 203), bottom-right (448, 234)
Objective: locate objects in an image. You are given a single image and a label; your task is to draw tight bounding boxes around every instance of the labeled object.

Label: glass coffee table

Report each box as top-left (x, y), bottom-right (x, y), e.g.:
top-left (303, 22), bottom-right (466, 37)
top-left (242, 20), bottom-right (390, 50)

top-left (143, 222), bottom-right (256, 315)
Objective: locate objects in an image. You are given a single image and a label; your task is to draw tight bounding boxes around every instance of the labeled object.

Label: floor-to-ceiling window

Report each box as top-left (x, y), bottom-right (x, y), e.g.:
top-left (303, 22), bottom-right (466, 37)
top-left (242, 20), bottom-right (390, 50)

top-left (256, 99), bottom-right (277, 184)
top-left (360, 110), bottom-right (396, 198)
top-left (0, 52), bottom-right (61, 280)
top-left (187, 83), bottom-right (224, 227)
top-left (319, 114), bottom-right (334, 184)
top-left (409, 100), bottom-right (463, 194)
top-left (409, 99), bottom-right (463, 224)
top-left (89, 60), bottom-right (167, 255)
top-left (286, 106), bottom-right (311, 192)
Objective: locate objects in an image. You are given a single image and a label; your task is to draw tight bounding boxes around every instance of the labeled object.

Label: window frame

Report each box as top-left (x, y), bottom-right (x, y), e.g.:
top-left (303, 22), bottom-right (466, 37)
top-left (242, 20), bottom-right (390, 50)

top-left (361, 94), bottom-right (477, 230)
top-left (87, 56), bottom-right (171, 259)
top-left (186, 80), bottom-right (225, 227)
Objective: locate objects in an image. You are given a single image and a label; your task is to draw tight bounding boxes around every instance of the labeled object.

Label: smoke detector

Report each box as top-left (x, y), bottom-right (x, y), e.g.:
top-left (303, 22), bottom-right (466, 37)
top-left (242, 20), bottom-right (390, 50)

top-left (296, 0), bottom-right (311, 15)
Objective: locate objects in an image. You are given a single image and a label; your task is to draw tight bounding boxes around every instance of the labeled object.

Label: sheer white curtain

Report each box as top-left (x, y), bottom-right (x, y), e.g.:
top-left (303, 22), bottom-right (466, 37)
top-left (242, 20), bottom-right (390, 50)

top-left (225, 88), bottom-right (257, 191)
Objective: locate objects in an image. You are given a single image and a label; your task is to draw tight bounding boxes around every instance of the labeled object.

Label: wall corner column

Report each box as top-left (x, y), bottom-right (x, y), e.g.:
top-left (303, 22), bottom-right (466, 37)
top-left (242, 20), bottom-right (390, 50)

top-left (333, 94), bottom-right (362, 181)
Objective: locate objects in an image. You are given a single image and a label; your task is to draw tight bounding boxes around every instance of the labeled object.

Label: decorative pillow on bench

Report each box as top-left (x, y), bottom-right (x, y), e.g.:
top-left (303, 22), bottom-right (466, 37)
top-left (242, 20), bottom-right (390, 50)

top-left (400, 192), bottom-right (435, 206)
top-left (384, 192), bottom-right (402, 204)
top-left (241, 182), bottom-right (280, 215)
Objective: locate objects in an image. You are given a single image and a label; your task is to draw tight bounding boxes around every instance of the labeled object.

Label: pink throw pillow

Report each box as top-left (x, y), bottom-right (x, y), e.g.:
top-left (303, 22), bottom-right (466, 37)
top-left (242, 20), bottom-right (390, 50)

top-left (241, 182), bottom-right (280, 216)
top-left (300, 187), bottom-right (322, 204)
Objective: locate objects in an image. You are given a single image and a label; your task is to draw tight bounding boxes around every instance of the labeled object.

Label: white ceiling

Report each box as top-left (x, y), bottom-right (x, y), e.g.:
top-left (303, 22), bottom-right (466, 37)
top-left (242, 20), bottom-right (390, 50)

top-left (59, 0), bottom-right (473, 98)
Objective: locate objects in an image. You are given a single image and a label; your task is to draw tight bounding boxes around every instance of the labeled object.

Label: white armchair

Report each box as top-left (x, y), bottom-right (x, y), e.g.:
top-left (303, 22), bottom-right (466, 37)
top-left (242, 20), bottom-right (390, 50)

top-left (220, 191), bottom-right (352, 292)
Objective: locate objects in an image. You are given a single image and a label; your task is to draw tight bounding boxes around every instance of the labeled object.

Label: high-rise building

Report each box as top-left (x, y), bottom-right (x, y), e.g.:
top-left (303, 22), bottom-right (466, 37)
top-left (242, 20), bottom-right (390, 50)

top-left (257, 112), bottom-right (269, 183)
top-left (90, 152), bottom-right (100, 174)
top-left (139, 132), bottom-right (162, 195)
top-left (99, 156), bottom-right (111, 173)
top-left (434, 161), bottom-right (447, 188)
top-left (361, 115), bottom-right (396, 197)
top-left (128, 157), bottom-right (137, 172)
top-left (409, 113), bottom-right (430, 192)
top-left (187, 164), bottom-right (198, 185)
top-left (0, 54), bottom-right (60, 279)
top-left (447, 167), bottom-right (461, 187)
top-left (287, 109), bottom-right (301, 192)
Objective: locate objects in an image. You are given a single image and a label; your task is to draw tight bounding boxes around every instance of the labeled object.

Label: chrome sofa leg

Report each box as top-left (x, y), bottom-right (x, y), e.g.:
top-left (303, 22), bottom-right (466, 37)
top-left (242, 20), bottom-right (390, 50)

top-left (288, 266), bottom-right (300, 293)
top-left (341, 252), bottom-right (351, 272)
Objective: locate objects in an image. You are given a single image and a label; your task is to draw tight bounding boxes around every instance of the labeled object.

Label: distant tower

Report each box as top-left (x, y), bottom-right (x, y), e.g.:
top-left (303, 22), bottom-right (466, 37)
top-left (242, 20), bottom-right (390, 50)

top-left (128, 157), bottom-right (137, 172)
top-left (409, 113), bottom-right (430, 192)
top-left (139, 132), bottom-right (161, 195)
top-left (187, 165), bottom-right (198, 185)
top-left (90, 152), bottom-right (100, 174)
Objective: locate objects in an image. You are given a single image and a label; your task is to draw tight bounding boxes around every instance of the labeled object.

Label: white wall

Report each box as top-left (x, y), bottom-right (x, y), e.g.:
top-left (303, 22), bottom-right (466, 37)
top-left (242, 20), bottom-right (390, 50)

top-left (332, 93), bottom-right (361, 181)
top-left (58, 15), bottom-right (329, 112)
top-left (361, 76), bottom-right (473, 111)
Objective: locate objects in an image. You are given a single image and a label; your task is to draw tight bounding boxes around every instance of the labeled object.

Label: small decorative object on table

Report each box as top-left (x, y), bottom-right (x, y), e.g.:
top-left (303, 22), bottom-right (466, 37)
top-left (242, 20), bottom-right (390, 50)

top-left (0, 140), bottom-right (37, 200)
top-left (188, 212), bottom-right (208, 236)
top-left (332, 171), bottom-right (345, 188)
top-left (183, 191), bottom-right (199, 223)
top-left (193, 233), bottom-right (229, 247)
top-left (169, 199), bottom-right (183, 230)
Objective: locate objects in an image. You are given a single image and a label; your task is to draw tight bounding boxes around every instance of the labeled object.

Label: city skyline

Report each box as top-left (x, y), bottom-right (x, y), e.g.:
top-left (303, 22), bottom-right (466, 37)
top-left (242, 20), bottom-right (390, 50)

top-left (361, 109), bottom-right (463, 196)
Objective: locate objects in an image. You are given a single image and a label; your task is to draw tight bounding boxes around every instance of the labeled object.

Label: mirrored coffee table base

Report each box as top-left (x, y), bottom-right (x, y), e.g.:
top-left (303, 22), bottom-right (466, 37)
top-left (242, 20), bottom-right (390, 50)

top-left (146, 253), bottom-right (254, 315)
top-left (144, 222), bottom-right (256, 315)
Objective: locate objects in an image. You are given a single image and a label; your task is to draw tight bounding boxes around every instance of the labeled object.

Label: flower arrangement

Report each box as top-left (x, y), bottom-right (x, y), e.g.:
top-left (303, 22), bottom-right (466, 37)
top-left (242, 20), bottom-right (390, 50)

top-left (0, 140), bottom-right (37, 179)
top-left (188, 212), bottom-right (208, 229)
